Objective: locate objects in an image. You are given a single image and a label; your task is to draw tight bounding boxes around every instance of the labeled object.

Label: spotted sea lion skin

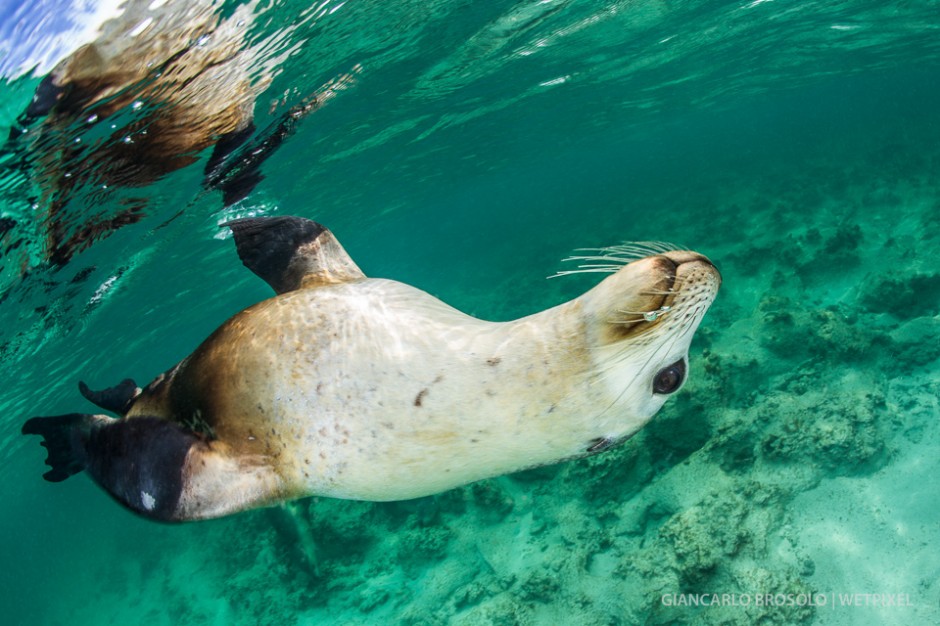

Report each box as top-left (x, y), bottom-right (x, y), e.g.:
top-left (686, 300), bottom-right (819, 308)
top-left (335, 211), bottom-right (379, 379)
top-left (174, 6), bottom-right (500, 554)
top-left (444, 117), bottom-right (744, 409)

top-left (22, 216), bottom-right (720, 521)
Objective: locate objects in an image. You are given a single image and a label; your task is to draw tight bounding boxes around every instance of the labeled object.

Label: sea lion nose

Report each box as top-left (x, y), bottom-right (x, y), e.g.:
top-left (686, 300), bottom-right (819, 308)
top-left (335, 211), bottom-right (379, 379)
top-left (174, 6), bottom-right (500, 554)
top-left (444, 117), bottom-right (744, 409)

top-left (659, 250), bottom-right (712, 267)
top-left (659, 251), bottom-right (721, 283)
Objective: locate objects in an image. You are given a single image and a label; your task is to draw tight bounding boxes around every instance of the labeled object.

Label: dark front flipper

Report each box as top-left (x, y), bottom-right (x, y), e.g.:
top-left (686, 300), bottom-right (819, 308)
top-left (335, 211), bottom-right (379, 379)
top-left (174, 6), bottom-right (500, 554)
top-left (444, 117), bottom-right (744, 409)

top-left (204, 97), bottom-right (321, 206)
top-left (21, 413), bottom-right (93, 482)
top-left (203, 122), bottom-right (256, 185)
top-left (225, 216), bottom-right (364, 293)
top-left (23, 414), bottom-right (199, 522)
top-left (7, 73), bottom-right (65, 141)
top-left (24, 74), bottom-right (66, 120)
top-left (78, 379), bottom-right (140, 416)
top-left (203, 122), bottom-right (264, 205)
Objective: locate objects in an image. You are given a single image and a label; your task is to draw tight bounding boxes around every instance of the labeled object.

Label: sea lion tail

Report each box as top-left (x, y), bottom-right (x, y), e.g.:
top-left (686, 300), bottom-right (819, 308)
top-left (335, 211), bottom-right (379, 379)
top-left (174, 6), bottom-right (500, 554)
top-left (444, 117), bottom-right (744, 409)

top-left (21, 413), bottom-right (94, 482)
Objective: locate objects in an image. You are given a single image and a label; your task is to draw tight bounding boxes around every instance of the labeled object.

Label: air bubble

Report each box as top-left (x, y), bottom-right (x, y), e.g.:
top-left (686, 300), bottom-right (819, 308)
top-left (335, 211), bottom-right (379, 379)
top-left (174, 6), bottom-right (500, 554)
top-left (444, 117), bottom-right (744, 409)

top-left (643, 305), bottom-right (672, 322)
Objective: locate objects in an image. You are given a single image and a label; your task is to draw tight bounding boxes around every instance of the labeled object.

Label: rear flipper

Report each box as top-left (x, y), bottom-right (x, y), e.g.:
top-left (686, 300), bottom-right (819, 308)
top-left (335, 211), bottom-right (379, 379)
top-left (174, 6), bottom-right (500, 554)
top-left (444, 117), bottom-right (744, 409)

top-left (23, 413), bottom-right (282, 522)
top-left (21, 413), bottom-right (93, 482)
top-left (23, 414), bottom-right (199, 521)
top-left (78, 379), bottom-right (140, 415)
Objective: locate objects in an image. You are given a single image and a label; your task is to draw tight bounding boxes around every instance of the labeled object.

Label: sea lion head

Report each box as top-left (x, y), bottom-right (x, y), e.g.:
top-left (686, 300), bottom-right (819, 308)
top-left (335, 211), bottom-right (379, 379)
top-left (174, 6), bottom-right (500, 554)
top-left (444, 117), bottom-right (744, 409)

top-left (572, 246), bottom-right (721, 440)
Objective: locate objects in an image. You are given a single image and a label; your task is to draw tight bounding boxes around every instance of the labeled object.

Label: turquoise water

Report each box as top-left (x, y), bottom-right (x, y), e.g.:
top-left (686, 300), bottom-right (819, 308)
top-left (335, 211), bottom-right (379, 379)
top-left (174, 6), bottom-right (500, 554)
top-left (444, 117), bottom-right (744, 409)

top-left (1, 0), bottom-right (939, 624)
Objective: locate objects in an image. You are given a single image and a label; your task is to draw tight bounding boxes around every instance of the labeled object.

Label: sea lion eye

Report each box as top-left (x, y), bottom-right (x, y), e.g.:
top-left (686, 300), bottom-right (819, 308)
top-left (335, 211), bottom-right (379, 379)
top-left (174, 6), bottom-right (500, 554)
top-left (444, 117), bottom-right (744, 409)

top-left (653, 359), bottom-right (686, 394)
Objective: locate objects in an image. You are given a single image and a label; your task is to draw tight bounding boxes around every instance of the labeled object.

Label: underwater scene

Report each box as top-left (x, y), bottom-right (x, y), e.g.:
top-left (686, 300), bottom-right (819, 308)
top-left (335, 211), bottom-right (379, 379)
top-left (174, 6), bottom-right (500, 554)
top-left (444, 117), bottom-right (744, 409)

top-left (1, 0), bottom-right (938, 624)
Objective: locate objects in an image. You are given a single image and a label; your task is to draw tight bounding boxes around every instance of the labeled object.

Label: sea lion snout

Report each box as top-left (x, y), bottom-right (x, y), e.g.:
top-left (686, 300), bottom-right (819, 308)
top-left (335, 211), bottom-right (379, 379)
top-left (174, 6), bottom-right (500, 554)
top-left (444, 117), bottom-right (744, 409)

top-left (657, 251), bottom-right (722, 311)
top-left (580, 250), bottom-right (719, 345)
top-left (659, 249), bottom-right (718, 271)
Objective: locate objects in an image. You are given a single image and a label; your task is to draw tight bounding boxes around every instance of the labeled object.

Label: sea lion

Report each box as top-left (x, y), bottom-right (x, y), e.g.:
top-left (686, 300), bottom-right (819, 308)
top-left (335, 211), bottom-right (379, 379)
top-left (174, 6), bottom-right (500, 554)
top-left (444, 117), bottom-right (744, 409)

top-left (22, 216), bottom-right (721, 522)
top-left (4, 0), bottom-right (263, 268)
top-left (5, 0), bottom-right (357, 267)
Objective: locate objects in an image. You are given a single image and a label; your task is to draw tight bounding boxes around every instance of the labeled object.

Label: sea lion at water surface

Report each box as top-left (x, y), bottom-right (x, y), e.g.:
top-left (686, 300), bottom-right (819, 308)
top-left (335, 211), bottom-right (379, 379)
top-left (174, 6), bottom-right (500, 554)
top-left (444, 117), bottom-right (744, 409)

top-left (22, 216), bottom-right (721, 522)
top-left (5, 0), bottom-right (265, 267)
top-left (5, 0), bottom-right (356, 267)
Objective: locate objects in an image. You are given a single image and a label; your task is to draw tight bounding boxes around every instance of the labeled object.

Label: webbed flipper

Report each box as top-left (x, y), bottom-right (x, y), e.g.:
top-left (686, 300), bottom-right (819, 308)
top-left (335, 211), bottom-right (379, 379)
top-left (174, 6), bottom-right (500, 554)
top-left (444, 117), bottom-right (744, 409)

top-left (79, 378), bottom-right (141, 415)
top-left (225, 216), bottom-right (364, 293)
top-left (23, 413), bottom-right (200, 521)
top-left (21, 413), bottom-right (93, 482)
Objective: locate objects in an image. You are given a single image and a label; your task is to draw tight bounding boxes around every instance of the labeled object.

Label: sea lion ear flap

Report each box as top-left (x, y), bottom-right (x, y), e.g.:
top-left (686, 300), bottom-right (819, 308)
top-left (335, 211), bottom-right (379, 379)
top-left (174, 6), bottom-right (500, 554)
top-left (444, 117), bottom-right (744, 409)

top-left (224, 216), bottom-right (365, 293)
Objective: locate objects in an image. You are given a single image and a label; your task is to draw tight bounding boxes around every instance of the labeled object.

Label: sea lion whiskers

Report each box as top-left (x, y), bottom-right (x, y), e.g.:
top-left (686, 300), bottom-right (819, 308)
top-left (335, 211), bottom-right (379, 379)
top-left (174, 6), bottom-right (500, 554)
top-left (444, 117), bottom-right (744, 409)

top-left (589, 313), bottom-right (674, 386)
top-left (549, 241), bottom-right (684, 279)
top-left (573, 241), bottom-right (684, 259)
top-left (586, 318), bottom-right (687, 425)
top-left (549, 265), bottom-right (624, 278)
top-left (599, 304), bottom-right (693, 376)
top-left (608, 314), bottom-right (652, 323)
top-left (611, 304), bottom-right (673, 324)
